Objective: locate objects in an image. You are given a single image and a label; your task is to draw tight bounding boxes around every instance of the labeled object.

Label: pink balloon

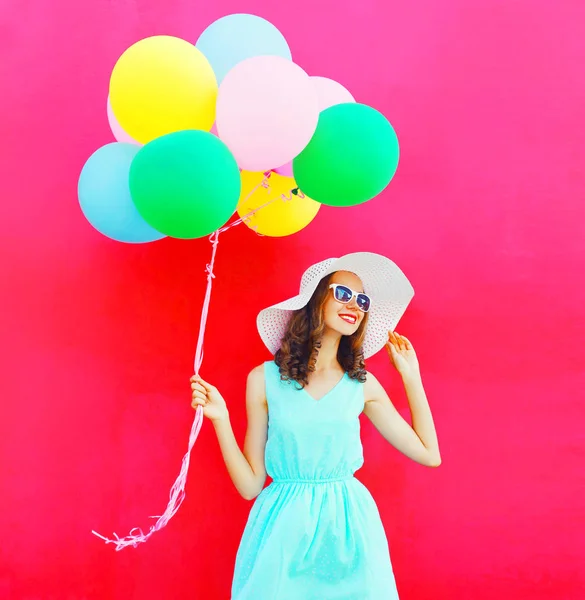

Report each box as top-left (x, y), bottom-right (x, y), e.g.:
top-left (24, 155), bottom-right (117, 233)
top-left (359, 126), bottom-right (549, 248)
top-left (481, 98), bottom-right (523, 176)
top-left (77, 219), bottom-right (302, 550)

top-left (210, 122), bottom-right (218, 136)
top-left (216, 56), bottom-right (319, 172)
top-left (273, 162), bottom-right (294, 178)
top-left (107, 96), bottom-right (140, 145)
top-left (310, 76), bottom-right (355, 111)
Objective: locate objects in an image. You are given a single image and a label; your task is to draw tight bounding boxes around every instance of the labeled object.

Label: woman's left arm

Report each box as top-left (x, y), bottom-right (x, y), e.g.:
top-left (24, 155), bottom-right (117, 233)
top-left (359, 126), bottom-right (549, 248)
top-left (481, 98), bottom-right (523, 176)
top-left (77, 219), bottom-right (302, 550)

top-left (363, 331), bottom-right (441, 467)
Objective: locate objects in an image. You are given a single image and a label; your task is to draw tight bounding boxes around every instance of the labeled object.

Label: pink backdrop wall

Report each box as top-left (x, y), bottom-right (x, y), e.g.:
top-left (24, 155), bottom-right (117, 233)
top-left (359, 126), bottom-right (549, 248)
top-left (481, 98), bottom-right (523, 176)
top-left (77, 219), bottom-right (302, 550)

top-left (1, 1), bottom-right (583, 598)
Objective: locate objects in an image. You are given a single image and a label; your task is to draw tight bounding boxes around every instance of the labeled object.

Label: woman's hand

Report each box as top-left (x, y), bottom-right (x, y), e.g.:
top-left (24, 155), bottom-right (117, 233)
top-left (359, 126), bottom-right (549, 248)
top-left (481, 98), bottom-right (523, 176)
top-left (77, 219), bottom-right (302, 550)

top-left (386, 331), bottom-right (420, 380)
top-left (190, 375), bottom-right (229, 422)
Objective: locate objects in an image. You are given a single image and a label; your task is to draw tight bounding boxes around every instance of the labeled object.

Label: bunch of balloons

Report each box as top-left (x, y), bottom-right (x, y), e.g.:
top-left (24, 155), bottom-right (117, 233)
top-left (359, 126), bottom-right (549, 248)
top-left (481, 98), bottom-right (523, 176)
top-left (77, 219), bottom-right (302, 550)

top-left (78, 13), bottom-right (400, 243)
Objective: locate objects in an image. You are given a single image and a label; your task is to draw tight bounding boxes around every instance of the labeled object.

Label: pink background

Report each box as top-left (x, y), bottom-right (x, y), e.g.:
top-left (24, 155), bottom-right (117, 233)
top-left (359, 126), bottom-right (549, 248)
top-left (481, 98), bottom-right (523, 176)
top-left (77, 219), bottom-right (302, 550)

top-left (1, 1), bottom-right (584, 599)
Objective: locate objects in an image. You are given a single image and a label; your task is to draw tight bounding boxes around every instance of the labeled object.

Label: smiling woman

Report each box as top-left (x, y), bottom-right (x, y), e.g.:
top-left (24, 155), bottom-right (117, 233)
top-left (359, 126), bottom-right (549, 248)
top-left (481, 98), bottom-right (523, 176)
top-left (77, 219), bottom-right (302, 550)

top-left (276, 270), bottom-right (371, 387)
top-left (190, 252), bottom-right (441, 599)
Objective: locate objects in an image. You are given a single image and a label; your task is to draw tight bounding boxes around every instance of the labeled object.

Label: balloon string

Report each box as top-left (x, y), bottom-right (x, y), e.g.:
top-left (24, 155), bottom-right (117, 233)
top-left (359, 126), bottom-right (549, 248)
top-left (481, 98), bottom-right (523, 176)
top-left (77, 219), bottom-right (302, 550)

top-left (91, 406), bottom-right (204, 550)
top-left (193, 230), bottom-right (219, 376)
top-left (92, 173), bottom-right (300, 550)
top-left (218, 171), bottom-right (304, 235)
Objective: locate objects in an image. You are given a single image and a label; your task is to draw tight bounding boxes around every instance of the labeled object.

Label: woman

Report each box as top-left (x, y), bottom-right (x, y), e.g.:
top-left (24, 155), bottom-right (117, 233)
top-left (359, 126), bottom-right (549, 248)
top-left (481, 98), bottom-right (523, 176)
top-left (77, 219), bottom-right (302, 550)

top-left (191, 252), bottom-right (441, 599)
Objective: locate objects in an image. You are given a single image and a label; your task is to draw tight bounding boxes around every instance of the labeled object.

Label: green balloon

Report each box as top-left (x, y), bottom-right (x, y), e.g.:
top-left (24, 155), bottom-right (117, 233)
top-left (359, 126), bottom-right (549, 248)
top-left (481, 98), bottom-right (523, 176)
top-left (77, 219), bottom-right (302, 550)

top-left (129, 130), bottom-right (241, 239)
top-left (293, 103), bottom-right (399, 207)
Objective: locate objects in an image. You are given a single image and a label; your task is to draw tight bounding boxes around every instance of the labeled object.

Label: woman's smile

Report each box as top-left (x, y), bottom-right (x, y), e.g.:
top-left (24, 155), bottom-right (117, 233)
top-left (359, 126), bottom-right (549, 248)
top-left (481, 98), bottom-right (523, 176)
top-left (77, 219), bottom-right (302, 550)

top-left (338, 312), bottom-right (358, 325)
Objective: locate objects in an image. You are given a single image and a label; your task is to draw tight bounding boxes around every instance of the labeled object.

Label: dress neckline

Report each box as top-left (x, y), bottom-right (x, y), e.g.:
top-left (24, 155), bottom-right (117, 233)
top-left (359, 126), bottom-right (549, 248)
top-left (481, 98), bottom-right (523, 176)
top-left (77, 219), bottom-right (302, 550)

top-left (301, 372), bottom-right (347, 402)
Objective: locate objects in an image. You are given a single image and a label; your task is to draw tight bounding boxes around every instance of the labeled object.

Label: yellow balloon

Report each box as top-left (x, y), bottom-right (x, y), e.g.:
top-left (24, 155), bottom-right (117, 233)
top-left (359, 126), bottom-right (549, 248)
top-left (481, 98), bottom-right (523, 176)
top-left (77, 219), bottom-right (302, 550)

top-left (237, 171), bottom-right (320, 237)
top-left (109, 36), bottom-right (217, 144)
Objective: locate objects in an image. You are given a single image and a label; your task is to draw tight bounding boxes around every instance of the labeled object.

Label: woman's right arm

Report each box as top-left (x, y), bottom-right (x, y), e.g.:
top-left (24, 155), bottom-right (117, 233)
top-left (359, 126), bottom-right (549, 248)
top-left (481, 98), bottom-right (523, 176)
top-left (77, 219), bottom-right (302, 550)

top-left (192, 365), bottom-right (268, 500)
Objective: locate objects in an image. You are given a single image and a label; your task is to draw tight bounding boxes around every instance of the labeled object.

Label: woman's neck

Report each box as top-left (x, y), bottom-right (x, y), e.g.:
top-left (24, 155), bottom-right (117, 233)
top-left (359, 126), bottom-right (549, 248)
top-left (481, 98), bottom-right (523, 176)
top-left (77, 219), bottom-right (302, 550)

top-left (313, 328), bottom-right (343, 372)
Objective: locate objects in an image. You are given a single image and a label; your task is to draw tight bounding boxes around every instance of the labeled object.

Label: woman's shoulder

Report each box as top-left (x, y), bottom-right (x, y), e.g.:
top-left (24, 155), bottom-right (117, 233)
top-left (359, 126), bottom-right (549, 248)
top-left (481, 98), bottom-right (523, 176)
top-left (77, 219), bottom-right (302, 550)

top-left (245, 364), bottom-right (269, 408)
top-left (364, 368), bottom-right (380, 383)
top-left (361, 369), bottom-right (386, 404)
top-left (359, 368), bottom-right (378, 389)
top-left (248, 360), bottom-right (277, 381)
top-left (248, 363), bottom-right (265, 382)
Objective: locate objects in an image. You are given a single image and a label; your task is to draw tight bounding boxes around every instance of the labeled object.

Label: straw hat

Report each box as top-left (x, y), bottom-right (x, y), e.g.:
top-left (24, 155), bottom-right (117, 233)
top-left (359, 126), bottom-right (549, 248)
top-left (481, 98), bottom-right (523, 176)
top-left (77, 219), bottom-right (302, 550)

top-left (257, 252), bottom-right (414, 359)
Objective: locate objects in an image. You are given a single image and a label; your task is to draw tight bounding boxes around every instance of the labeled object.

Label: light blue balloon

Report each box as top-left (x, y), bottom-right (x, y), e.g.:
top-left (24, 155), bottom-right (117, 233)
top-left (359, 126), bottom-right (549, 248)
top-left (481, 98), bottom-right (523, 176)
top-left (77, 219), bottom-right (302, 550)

top-left (196, 13), bottom-right (292, 84)
top-left (78, 143), bottom-right (165, 243)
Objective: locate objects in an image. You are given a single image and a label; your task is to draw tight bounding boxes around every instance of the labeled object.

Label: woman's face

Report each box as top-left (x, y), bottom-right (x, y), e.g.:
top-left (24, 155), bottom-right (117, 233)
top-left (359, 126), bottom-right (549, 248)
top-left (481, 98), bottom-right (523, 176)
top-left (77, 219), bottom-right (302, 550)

top-left (322, 271), bottom-right (367, 337)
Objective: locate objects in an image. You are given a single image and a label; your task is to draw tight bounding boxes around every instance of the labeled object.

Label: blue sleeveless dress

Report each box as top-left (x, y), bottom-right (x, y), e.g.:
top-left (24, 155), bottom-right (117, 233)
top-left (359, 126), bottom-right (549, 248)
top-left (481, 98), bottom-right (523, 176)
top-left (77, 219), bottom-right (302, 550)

top-left (231, 361), bottom-right (399, 599)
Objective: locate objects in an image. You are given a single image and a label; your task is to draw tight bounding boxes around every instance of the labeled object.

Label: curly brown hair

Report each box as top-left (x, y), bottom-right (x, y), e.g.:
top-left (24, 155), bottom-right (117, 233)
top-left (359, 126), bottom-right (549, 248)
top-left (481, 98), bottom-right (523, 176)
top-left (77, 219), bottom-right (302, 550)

top-left (274, 273), bottom-right (368, 387)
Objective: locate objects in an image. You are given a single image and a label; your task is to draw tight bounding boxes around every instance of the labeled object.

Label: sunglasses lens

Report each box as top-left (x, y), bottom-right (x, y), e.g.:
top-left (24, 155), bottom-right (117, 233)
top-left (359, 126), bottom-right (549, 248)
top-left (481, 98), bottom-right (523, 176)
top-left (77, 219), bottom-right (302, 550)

top-left (334, 285), bottom-right (353, 303)
top-left (357, 294), bottom-right (371, 312)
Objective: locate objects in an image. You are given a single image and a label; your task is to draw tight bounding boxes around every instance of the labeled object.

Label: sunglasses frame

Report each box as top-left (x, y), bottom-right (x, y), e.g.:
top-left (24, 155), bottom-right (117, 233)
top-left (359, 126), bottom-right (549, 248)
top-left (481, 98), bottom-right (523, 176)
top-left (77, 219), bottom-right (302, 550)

top-left (328, 284), bottom-right (372, 313)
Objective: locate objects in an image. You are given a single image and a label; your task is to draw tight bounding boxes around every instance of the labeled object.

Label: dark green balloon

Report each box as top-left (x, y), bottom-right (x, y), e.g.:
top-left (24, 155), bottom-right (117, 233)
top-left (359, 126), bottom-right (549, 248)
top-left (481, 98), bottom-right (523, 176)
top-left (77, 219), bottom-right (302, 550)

top-left (293, 103), bottom-right (399, 207)
top-left (129, 130), bottom-right (241, 239)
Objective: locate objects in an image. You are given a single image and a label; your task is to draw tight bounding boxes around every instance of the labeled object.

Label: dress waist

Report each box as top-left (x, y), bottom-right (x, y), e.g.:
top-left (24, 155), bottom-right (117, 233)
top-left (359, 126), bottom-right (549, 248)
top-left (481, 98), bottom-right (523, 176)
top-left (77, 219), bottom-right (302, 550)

top-left (271, 475), bottom-right (354, 485)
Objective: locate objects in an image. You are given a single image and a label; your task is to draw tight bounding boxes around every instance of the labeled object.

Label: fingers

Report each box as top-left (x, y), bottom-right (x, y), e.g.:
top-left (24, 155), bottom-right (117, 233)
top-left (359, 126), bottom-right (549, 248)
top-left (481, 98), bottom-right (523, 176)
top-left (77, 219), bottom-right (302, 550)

top-left (400, 335), bottom-right (412, 350)
top-left (191, 389), bottom-right (207, 408)
top-left (385, 342), bottom-right (398, 367)
top-left (191, 381), bottom-right (206, 393)
top-left (190, 374), bottom-right (214, 392)
top-left (190, 376), bottom-right (208, 409)
top-left (388, 331), bottom-right (408, 351)
top-left (388, 331), bottom-right (401, 348)
top-left (397, 334), bottom-right (406, 351)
